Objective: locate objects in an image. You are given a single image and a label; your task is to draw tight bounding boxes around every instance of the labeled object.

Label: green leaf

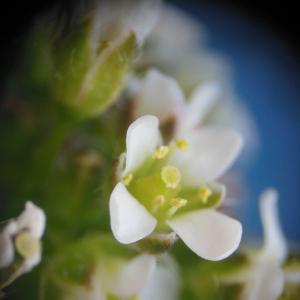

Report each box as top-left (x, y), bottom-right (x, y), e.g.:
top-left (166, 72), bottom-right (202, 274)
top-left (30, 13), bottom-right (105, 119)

top-left (53, 24), bottom-right (137, 117)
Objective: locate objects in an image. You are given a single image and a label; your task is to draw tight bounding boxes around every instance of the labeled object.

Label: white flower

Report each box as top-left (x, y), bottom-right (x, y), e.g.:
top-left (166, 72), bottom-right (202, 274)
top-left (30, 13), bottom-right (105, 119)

top-left (140, 254), bottom-right (180, 300)
top-left (0, 201), bottom-right (46, 274)
top-left (130, 69), bottom-right (258, 162)
top-left (91, 0), bottom-right (161, 50)
top-left (110, 115), bottom-right (243, 261)
top-left (138, 4), bottom-right (258, 160)
top-left (130, 69), bottom-right (220, 138)
top-left (223, 189), bottom-right (300, 300)
top-left (63, 254), bottom-right (156, 300)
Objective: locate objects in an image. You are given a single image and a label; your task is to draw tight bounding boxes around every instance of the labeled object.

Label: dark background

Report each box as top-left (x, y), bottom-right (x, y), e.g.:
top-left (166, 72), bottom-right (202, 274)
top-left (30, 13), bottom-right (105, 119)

top-left (0, 1), bottom-right (299, 81)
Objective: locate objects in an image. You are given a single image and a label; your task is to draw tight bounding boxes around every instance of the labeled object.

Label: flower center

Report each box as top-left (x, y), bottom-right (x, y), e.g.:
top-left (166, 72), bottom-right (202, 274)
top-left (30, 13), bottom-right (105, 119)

top-left (15, 231), bottom-right (40, 259)
top-left (161, 165), bottom-right (181, 189)
top-left (153, 146), bottom-right (170, 159)
top-left (167, 198), bottom-right (188, 218)
top-left (124, 139), bottom-right (219, 226)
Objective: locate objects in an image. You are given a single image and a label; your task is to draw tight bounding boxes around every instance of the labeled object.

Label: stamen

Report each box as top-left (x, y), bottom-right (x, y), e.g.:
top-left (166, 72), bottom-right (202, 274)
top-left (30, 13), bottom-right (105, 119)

top-left (152, 195), bottom-right (166, 213)
top-left (198, 186), bottom-right (212, 203)
top-left (161, 165), bottom-right (181, 189)
top-left (167, 198), bottom-right (187, 217)
top-left (153, 146), bottom-right (170, 159)
top-left (153, 195), bottom-right (166, 206)
top-left (176, 139), bottom-right (189, 151)
top-left (122, 173), bottom-right (133, 186)
top-left (15, 231), bottom-right (40, 258)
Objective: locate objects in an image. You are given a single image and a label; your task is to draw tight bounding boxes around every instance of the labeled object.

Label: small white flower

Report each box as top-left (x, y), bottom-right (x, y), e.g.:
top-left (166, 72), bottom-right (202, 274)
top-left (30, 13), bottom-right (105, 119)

top-left (91, 0), bottom-right (161, 49)
top-left (0, 201), bottom-right (46, 274)
top-left (223, 189), bottom-right (300, 300)
top-left (63, 254), bottom-right (156, 300)
top-left (138, 3), bottom-right (259, 159)
top-left (110, 115), bottom-right (243, 261)
top-left (130, 69), bottom-right (220, 138)
top-left (140, 254), bottom-right (180, 300)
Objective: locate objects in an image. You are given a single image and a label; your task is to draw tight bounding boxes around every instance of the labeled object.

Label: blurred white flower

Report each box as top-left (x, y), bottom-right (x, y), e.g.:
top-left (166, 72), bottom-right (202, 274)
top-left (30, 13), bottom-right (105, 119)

top-left (63, 254), bottom-right (156, 300)
top-left (140, 254), bottom-right (180, 300)
top-left (130, 68), bottom-right (220, 137)
top-left (0, 201), bottom-right (45, 290)
top-left (0, 201), bottom-right (46, 272)
top-left (139, 4), bottom-right (258, 160)
top-left (91, 0), bottom-right (161, 50)
top-left (110, 115), bottom-right (243, 261)
top-left (223, 189), bottom-right (300, 300)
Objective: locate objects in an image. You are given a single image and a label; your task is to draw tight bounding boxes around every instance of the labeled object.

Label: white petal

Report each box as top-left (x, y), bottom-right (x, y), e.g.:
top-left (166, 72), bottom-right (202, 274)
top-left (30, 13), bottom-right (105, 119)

top-left (176, 81), bottom-right (220, 136)
top-left (123, 115), bottom-right (162, 176)
top-left (109, 183), bottom-right (157, 244)
top-left (284, 271), bottom-right (300, 284)
top-left (140, 255), bottom-right (180, 300)
top-left (132, 69), bottom-right (185, 122)
top-left (259, 189), bottom-right (287, 264)
top-left (170, 127), bottom-right (243, 186)
top-left (17, 201), bottom-right (46, 239)
top-left (241, 265), bottom-right (284, 300)
top-left (121, 0), bottom-right (161, 46)
top-left (0, 232), bottom-right (14, 268)
top-left (91, 0), bottom-right (160, 48)
top-left (109, 255), bottom-right (156, 297)
top-left (167, 209), bottom-right (242, 261)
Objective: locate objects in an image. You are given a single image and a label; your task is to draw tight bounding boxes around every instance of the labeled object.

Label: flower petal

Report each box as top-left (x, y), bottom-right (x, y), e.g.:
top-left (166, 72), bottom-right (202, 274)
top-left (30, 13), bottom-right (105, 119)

top-left (17, 201), bottom-right (46, 239)
top-left (140, 255), bottom-right (180, 300)
top-left (259, 189), bottom-right (287, 264)
top-left (123, 115), bottom-right (162, 176)
top-left (241, 265), bottom-right (284, 300)
top-left (109, 255), bottom-right (156, 297)
top-left (167, 209), bottom-right (242, 261)
top-left (110, 183), bottom-right (157, 244)
top-left (170, 127), bottom-right (243, 186)
top-left (0, 231), bottom-right (14, 268)
top-left (132, 69), bottom-right (185, 122)
top-left (176, 81), bottom-right (220, 136)
top-left (284, 271), bottom-right (300, 284)
top-left (92, 0), bottom-right (160, 48)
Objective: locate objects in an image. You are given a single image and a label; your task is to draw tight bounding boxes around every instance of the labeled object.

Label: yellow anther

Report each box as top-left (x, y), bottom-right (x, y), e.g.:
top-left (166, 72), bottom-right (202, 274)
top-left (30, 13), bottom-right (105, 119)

top-left (122, 173), bottom-right (133, 186)
top-left (153, 195), bottom-right (166, 206)
top-left (161, 165), bottom-right (181, 189)
top-left (15, 231), bottom-right (40, 258)
top-left (153, 146), bottom-right (170, 159)
top-left (198, 186), bottom-right (212, 203)
top-left (170, 197), bottom-right (188, 208)
top-left (176, 139), bottom-right (189, 151)
top-left (152, 195), bottom-right (166, 213)
top-left (167, 198), bottom-right (188, 217)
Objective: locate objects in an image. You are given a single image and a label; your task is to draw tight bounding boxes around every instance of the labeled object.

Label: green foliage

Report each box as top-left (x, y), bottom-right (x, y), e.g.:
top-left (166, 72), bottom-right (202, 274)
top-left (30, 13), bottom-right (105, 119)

top-left (0, 4), bottom-right (138, 298)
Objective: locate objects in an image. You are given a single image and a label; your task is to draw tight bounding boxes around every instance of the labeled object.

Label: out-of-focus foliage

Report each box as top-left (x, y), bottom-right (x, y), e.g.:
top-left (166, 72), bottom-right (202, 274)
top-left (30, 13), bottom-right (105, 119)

top-left (0, 2), bottom-right (139, 298)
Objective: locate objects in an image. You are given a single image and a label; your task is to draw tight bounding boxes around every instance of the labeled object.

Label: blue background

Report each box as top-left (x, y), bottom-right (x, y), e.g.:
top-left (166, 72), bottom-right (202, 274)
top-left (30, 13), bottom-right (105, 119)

top-left (173, 1), bottom-right (300, 242)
